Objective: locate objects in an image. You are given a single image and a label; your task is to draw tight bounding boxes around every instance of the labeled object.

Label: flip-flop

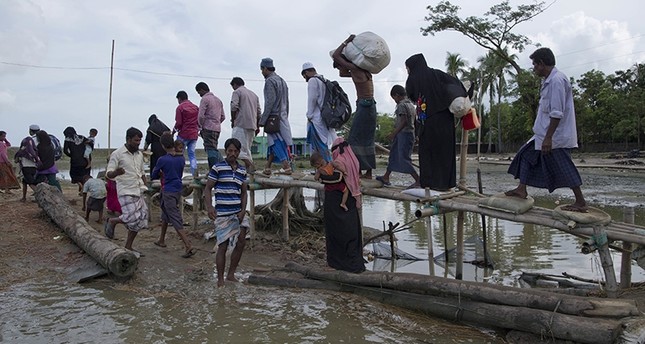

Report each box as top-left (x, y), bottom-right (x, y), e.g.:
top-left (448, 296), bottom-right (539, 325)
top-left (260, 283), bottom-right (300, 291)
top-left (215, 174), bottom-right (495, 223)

top-left (375, 176), bottom-right (391, 186)
top-left (104, 221), bottom-right (114, 239)
top-left (278, 168), bottom-right (292, 175)
top-left (153, 241), bottom-right (167, 248)
top-left (262, 168), bottom-right (272, 175)
top-left (181, 248), bottom-right (196, 258)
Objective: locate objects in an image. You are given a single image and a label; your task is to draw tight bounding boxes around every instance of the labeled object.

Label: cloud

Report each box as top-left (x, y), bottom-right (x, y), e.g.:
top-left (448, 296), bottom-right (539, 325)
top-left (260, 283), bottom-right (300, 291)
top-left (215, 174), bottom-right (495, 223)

top-left (530, 11), bottom-right (642, 76)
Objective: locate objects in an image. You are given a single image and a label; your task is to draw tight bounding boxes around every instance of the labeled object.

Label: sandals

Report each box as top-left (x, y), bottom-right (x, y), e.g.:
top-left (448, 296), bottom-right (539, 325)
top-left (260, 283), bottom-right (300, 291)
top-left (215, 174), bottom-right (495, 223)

top-left (375, 176), bottom-right (391, 186)
top-left (181, 248), bottom-right (197, 258)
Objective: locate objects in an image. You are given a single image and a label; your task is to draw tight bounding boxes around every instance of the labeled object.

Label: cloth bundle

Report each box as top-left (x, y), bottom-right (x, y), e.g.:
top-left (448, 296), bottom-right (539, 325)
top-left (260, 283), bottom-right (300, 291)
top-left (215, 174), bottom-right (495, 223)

top-left (335, 32), bottom-right (391, 74)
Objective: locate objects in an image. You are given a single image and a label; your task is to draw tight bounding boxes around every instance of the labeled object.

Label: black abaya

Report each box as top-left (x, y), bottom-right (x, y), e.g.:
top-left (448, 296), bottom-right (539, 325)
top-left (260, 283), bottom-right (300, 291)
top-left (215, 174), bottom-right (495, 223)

top-left (323, 189), bottom-right (365, 273)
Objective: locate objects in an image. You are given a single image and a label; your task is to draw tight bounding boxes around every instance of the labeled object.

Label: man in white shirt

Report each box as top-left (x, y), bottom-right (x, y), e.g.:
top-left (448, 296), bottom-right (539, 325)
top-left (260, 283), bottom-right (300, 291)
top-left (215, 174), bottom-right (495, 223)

top-left (104, 127), bottom-right (149, 255)
top-left (505, 47), bottom-right (587, 212)
top-left (302, 62), bottom-right (337, 163)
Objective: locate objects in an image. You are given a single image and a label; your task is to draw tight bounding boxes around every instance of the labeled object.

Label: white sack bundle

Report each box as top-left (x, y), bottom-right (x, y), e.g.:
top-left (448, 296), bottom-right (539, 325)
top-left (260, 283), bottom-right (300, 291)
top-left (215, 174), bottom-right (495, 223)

top-left (333, 32), bottom-right (391, 74)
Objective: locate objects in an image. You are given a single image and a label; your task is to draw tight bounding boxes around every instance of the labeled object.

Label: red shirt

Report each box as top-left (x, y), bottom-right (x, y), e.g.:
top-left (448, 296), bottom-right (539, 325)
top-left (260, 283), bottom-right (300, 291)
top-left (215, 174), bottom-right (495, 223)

top-left (175, 100), bottom-right (199, 140)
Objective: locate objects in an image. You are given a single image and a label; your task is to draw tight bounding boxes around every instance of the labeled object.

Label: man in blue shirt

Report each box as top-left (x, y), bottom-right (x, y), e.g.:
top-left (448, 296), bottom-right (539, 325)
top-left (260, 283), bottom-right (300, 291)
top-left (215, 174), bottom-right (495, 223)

top-left (204, 138), bottom-right (249, 287)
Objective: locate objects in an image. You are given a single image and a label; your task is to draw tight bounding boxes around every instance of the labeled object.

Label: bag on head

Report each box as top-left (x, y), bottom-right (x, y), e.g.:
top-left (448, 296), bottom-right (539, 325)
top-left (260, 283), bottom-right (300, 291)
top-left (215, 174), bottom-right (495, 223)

top-left (315, 76), bottom-right (353, 130)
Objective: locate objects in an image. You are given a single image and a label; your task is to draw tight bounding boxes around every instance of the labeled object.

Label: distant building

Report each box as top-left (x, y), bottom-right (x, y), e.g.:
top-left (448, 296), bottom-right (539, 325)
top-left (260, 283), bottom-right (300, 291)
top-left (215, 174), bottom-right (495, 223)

top-left (252, 136), bottom-right (313, 160)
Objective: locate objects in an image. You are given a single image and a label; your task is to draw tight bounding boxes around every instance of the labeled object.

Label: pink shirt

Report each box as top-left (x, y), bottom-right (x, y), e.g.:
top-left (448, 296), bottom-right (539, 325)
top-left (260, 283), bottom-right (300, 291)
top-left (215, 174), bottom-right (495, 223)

top-left (198, 92), bottom-right (226, 132)
top-left (0, 139), bottom-right (10, 163)
top-left (175, 100), bottom-right (199, 140)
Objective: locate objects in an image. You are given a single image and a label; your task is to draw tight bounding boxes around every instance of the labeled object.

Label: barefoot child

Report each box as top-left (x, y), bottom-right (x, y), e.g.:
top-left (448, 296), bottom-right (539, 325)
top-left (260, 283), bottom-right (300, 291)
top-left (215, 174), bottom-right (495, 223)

top-left (150, 133), bottom-right (194, 258)
top-left (310, 151), bottom-right (349, 211)
top-left (82, 174), bottom-right (106, 223)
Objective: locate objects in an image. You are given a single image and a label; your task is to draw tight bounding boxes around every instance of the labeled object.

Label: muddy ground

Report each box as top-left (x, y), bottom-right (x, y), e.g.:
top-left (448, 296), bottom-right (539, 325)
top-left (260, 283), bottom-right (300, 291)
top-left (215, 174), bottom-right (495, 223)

top-left (1, 153), bottom-right (644, 319)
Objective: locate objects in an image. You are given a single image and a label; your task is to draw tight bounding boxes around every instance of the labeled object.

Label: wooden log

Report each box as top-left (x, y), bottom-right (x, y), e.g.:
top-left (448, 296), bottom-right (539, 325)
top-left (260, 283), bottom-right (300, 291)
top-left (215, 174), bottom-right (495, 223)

top-left (248, 272), bottom-right (624, 344)
top-left (284, 263), bottom-right (639, 318)
top-left (35, 184), bottom-right (138, 278)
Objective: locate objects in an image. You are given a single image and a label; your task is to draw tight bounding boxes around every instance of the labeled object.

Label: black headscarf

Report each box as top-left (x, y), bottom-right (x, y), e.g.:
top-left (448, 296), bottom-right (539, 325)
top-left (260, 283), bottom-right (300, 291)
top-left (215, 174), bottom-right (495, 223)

top-left (147, 114), bottom-right (170, 137)
top-left (405, 53), bottom-right (467, 116)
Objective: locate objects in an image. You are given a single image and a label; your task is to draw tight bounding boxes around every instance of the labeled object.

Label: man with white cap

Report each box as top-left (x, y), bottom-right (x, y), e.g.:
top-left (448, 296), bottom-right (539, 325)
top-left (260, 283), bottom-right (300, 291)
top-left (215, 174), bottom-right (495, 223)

top-left (259, 57), bottom-right (293, 175)
top-left (302, 62), bottom-right (336, 162)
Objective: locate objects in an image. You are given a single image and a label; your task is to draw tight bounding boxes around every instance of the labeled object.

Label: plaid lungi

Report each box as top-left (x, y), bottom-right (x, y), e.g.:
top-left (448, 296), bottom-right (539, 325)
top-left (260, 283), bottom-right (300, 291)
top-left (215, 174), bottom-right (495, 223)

top-left (118, 195), bottom-right (148, 232)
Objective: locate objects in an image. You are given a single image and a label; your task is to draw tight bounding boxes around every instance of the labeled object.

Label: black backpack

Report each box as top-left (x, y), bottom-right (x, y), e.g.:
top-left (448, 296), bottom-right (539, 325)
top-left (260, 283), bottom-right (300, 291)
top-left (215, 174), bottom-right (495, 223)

top-left (49, 134), bottom-right (63, 161)
top-left (315, 76), bottom-right (352, 129)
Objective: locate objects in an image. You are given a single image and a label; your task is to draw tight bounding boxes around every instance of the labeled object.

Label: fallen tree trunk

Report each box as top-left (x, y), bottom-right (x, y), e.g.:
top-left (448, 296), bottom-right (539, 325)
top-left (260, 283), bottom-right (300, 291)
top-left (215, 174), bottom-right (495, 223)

top-left (285, 263), bottom-right (638, 318)
top-left (248, 272), bottom-right (624, 344)
top-left (35, 184), bottom-right (138, 278)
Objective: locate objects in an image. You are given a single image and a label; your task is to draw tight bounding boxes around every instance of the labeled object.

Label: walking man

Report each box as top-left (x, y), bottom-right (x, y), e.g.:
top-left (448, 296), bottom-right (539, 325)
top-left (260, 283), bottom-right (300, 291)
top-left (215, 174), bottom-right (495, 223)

top-left (259, 57), bottom-right (293, 175)
top-left (174, 90), bottom-right (199, 176)
top-left (332, 34), bottom-right (377, 179)
top-left (196, 82), bottom-right (225, 170)
top-left (230, 77), bottom-right (261, 172)
top-left (302, 62), bottom-right (337, 163)
top-left (204, 138), bottom-right (249, 287)
top-left (505, 47), bottom-right (587, 212)
top-left (104, 127), bottom-right (149, 255)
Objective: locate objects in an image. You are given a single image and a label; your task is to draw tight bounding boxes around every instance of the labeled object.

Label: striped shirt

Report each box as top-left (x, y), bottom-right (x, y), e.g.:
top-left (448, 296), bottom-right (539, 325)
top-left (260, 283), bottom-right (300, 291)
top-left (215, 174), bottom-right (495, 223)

top-left (207, 160), bottom-right (247, 216)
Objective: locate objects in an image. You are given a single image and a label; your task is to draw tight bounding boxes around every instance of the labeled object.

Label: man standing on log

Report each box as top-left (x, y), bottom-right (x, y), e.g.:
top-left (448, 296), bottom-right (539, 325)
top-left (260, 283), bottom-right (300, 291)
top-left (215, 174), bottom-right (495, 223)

top-left (505, 47), bottom-right (588, 212)
top-left (104, 127), bottom-right (148, 256)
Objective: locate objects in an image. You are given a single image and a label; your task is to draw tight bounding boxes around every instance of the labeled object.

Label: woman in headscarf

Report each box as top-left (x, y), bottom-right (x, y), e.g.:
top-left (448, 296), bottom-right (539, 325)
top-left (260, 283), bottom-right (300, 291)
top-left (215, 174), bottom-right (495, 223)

top-left (318, 137), bottom-right (365, 273)
top-left (63, 126), bottom-right (89, 193)
top-left (405, 53), bottom-right (467, 191)
top-left (143, 114), bottom-right (171, 175)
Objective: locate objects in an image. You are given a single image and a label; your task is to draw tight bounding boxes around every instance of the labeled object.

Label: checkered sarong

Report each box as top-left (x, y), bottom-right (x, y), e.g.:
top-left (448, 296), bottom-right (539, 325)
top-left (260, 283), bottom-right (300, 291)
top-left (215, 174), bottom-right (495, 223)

top-left (507, 141), bottom-right (582, 193)
top-left (118, 195), bottom-right (148, 232)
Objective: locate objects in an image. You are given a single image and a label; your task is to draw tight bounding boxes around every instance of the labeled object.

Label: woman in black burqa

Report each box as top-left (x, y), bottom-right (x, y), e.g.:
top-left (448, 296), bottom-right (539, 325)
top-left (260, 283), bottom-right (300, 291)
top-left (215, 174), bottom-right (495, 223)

top-left (63, 126), bottom-right (89, 192)
top-left (405, 53), bottom-right (467, 191)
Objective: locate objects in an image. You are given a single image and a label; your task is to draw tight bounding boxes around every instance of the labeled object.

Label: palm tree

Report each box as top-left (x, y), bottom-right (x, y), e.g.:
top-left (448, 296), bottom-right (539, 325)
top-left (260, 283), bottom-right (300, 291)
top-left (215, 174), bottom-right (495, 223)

top-left (477, 48), bottom-right (516, 153)
top-left (445, 52), bottom-right (469, 79)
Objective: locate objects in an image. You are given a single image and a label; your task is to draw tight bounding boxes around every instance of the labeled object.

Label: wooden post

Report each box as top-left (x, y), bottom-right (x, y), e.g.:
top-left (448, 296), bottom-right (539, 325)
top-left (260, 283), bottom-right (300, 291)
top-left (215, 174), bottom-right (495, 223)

top-left (594, 225), bottom-right (618, 297)
top-left (249, 175), bottom-right (256, 250)
top-left (282, 187), bottom-right (290, 241)
top-left (425, 188), bottom-right (435, 276)
top-left (192, 186), bottom-right (202, 229)
top-left (455, 128), bottom-right (469, 280)
top-left (620, 207), bottom-right (635, 289)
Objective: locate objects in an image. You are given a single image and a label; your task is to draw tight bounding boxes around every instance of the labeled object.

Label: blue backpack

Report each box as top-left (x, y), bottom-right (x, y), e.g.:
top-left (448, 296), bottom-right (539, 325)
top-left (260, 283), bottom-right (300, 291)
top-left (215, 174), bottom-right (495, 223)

top-left (49, 134), bottom-right (63, 161)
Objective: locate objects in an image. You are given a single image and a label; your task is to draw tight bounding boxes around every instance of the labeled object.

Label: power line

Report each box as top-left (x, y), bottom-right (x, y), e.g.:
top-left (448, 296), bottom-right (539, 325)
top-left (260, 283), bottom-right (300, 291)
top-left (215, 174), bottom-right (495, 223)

top-left (0, 61), bottom-right (106, 70)
top-left (558, 34), bottom-right (644, 57)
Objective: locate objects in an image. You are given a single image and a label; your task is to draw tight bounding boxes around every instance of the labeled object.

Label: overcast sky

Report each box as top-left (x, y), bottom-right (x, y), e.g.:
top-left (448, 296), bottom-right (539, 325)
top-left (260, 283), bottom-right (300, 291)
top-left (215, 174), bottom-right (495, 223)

top-left (1, 0), bottom-right (643, 149)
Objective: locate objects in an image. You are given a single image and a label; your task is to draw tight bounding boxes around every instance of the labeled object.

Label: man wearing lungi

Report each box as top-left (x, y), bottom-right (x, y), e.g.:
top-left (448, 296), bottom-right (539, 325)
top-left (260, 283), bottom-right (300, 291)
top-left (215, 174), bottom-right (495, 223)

top-left (505, 47), bottom-right (587, 212)
top-left (331, 34), bottom-right (377, 179)
top-left (104, 127), bottom-right (149, 255)
top-left (204, 138), bottom-right (249, 287)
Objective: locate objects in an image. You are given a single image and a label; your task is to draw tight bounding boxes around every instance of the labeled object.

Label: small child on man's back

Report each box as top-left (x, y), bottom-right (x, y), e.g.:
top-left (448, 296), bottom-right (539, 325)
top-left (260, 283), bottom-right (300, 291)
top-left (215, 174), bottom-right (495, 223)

top-left (310, 151), bottom-right (349, 211)
top-left (82, 174), bottom-right (106, 224)
top-left (83, 128), bottom-right (98, 168)
top-left (151, 133), bottom-right (194, 258)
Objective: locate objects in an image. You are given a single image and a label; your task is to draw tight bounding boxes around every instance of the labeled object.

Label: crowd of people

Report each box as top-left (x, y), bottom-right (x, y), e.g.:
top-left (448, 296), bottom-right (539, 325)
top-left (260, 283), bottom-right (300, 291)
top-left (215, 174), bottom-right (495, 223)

top-left (1, 44), bottom-right (587, 280)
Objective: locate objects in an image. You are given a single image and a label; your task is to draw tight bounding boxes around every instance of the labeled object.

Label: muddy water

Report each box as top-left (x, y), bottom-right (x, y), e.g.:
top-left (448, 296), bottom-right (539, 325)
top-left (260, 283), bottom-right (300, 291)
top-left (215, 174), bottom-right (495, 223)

top-left (6, 162), bottom-right (642, 343)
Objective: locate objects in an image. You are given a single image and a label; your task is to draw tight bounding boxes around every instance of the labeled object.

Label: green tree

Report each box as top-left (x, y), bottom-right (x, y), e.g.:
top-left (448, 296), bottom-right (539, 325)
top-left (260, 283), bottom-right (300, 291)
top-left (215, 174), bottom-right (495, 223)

top-left (421, 0), bottom-right (548, 75)
top-left (375, 113), bottom-right (395, 146)
top-left (445, 52), bottom-right (469, 78)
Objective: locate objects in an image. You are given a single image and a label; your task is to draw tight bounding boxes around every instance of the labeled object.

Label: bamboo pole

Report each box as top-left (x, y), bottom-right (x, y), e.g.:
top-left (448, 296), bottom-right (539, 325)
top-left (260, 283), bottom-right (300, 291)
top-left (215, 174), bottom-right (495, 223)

top-left (249, 174), bottom-right (256, 250)
top-left (455, 128), bottom-right (469, 280)
top-left (282, 187), bottom-right (290, 241)
top-left (593, 225), bottom-right (618, 298)
top-left (425, 188), bottom-right (434, 276)
top-left (620, 207), bottom-right (635, 289)
top-left (107, 40), bottom-right (115, 150)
